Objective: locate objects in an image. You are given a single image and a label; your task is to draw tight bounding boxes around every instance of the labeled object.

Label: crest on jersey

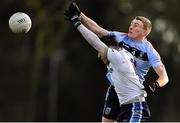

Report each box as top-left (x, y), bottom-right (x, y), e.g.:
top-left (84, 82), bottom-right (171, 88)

top-left (104, 107), bottom-right (111, 115)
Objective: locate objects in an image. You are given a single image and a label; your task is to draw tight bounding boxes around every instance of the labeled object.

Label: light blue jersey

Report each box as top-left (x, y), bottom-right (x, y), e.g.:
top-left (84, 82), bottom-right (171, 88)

top-left (107, 31), bottom-right (162, 83)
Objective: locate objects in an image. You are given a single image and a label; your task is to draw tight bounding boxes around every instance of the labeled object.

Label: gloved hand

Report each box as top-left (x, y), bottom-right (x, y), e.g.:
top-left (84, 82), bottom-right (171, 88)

top-left (68, 2), bottom-right (81, 16)
top-left (64, 2), bottom-right (82, 27)
top-left (144, 81), bottom-right (160, 93)
top-left (64, 9), bottom-right (81, 28)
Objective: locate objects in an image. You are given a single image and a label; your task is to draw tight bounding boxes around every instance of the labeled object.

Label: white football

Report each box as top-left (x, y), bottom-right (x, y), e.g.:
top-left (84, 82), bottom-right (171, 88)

top-left (9, 12), bottom-right (32, 34)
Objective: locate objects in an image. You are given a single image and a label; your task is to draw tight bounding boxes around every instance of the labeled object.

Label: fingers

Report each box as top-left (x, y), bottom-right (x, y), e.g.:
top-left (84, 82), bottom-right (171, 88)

top-left (64, 10), bottom-right (74, 18)
top-left (72, 2), bottom-right (79, 9)
top-left (64, 2), bottom-right (80, 22)
top-left (64, 10), bottom-right (69, 16)
top-left (68, 2), bottom-right (81, 15)
top-left (69, 2), bottom-right (77, 9)
top-left (64, 10), bottom-right (71, 21)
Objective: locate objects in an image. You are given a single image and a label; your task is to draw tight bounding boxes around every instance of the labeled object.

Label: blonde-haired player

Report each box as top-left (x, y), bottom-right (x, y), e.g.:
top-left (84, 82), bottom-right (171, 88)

top-left (65, 2), bottom-right (169, 122)
top-left (64, 8), bottom-right (156, 122)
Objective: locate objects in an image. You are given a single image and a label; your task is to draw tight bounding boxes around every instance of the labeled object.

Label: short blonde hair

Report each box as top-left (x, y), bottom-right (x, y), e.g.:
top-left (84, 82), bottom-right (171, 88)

top-left (135, 16), bottom-right (152, 35)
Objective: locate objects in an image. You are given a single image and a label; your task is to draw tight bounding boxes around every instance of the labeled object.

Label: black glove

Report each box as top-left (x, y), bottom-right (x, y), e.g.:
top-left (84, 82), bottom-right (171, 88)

top-left (68, 2), bottom-right (81, 16)
top-left (144, 81), bottom-right (160, 93)
top-left (64, 10), bottom-right (81, 28)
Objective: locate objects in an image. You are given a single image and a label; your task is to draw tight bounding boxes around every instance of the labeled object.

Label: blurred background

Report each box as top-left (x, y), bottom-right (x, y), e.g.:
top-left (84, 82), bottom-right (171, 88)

top-left (0, 0), bottom-right (180, 121)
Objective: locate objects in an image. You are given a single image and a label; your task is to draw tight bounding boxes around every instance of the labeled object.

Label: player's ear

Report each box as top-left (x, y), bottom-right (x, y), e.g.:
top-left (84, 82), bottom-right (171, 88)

top-left (143, 29), bottom-right (149, 37)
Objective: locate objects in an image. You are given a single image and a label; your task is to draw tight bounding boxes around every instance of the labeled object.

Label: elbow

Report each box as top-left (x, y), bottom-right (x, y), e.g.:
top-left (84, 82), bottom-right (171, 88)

top-left (163, 65), bottom-right (169, 86)
top-left (162, 77), bottom-right (169, 87)
top-left (159, 77), bottom-right (168, 87)
top-left (161, 72), bottom-right (169, 87)
top-left (158, 64), bottom-right (169, 87)
top-left (165, 75), bottom-right (169, 85)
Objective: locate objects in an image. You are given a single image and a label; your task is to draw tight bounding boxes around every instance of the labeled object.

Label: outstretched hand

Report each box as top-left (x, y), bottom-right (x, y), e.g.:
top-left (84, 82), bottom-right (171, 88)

top-left (64, 2), bottom-right (81, 28)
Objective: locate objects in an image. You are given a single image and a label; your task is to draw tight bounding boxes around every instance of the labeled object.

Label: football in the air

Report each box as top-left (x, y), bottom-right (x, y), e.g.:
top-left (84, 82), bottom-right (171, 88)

top-left (9, 12), bottom-right (32, 34)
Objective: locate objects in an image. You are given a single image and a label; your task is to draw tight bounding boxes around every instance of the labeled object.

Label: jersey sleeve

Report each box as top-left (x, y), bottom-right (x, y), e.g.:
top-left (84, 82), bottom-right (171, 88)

top-left (147, 42), bottom-right (162, 68)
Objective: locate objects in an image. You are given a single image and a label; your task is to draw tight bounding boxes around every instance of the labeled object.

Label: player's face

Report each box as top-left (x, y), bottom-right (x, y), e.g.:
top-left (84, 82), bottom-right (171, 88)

top-left (127, 19), bottom-right (146, 41)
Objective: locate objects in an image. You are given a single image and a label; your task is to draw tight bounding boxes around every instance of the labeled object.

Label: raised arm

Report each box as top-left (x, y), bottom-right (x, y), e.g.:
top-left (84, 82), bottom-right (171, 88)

top-left (68, 2), bottom-right (109, 38)
top-left (77, 24), bottom-right (108, 62)
top-left (64, 7), bottom-right (109, 64)
top-left (80, 13), bottom-right (109, 38)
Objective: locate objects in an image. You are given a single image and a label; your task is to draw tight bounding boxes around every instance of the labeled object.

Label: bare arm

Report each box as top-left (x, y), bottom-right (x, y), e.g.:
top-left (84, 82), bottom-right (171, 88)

top-left (80, 13), bottom-right (109, 38)
top-left (154, 64), bottom-right (169, 87)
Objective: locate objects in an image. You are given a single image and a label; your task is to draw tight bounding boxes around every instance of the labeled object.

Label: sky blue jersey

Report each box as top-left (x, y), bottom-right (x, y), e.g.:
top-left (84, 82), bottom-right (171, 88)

top-left (108, 31), bottom-right (162, 83)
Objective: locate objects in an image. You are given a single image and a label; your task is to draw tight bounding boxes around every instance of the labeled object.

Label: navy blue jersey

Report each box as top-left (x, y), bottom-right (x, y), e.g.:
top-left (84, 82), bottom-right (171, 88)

top-left (108, 31), bottom-right (162, 83)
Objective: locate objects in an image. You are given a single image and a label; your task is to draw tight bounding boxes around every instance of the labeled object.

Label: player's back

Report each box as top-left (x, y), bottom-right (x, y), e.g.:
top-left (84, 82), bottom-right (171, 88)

top-left (107, 48), bottom-right (145, 104)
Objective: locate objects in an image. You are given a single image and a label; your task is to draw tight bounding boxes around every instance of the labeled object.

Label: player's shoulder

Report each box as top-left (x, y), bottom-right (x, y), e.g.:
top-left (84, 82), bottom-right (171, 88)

top-left (143, 39), bottom-right (155, 49)
top-left (144, 39), bottom-right (160, 57)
